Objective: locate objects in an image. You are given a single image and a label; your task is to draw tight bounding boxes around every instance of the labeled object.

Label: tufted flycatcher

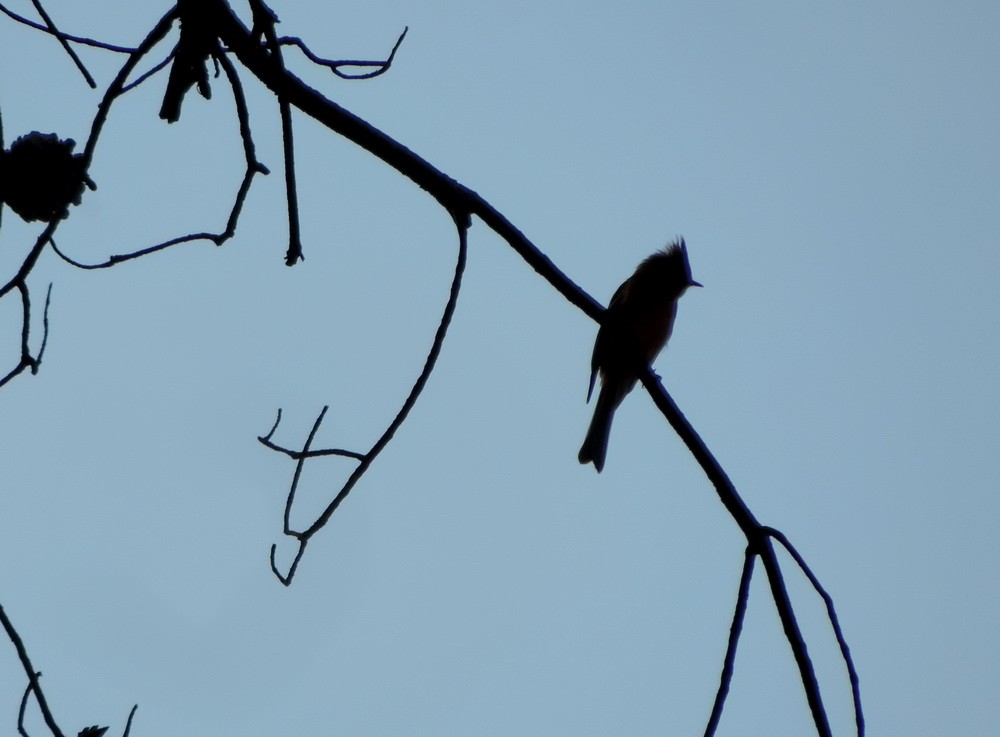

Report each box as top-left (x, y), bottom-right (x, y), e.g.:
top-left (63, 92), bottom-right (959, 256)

top-left (578, 238), bottom-right (701, 472)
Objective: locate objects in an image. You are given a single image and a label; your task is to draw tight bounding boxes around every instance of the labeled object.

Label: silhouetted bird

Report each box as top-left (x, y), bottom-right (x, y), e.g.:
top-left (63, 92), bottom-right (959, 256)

top-left (579, 238), bottom-right (701, 472)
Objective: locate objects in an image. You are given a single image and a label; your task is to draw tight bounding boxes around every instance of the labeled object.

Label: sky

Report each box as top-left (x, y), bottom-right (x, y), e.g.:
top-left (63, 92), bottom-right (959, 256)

top-left (1, 1), bottom-right (998, 735)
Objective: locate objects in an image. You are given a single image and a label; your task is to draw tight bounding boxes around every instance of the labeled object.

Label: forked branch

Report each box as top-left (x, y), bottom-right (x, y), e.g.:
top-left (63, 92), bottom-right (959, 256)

top-left (261, 216), bottom-right (469, 584)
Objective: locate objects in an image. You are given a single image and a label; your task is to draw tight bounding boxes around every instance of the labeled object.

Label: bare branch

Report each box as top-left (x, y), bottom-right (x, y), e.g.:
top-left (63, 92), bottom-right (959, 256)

top-left (17, 674), bottom-right (36, 737)
top-left (278, 96), bottom-right (302, 265)
top-left (1, 603), bottom-right (66, 737)
top-left (251, 2), bottom-right (303, 265)
top-left (35, 284), bottom-right (52, 369)
top-left (28, 0), bottom-right (95, 87)
top-left (121, 705), bottom-right (138, 737)
top-left (0, 2), bottom-right (137, 52)
top-left (635, 371), bottom-right (840, 735)
top-left (53, 23), bottom-right (268, 271)
top-left (212, 2), bottom-right (602, 318)
top-left (17, 283), bottom-right (34, 367)
top-left (258, 433), bottom-right (365, 461)
top-left (0, 282), bottom-right (53, 389)
top-left (277, 26), bottom-right (409, 80)
top-left (81, 8), bottom-right (180, 169)
top-left (766, 527), bottom-right (865, 736)
top-left (0, 221), bottom-right (59, 389)
top-left (758, 538), bottom-right (832, 737)
top-left (51, 232), bottom-right (226, 270)
top-left (281, 406), bottom-right (330, 534)
top-left (258, 409), bottom-right (368, 460)
top-left (263, 217), bottom-right (469, 582)
top-left (120, 54), bottom-right (174, 95)
top-left (261, 409), bottom-right (283, 443)
top-left (215, 52), bottom-right (272, 234)
top-left (704, 548), bottom-right (756, 737)
top-left (269, 539), bottom-right (306, 587)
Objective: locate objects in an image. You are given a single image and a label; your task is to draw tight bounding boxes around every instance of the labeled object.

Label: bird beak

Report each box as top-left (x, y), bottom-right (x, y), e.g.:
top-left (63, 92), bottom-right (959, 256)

top-left (690, 280), bottom-right (703, 288)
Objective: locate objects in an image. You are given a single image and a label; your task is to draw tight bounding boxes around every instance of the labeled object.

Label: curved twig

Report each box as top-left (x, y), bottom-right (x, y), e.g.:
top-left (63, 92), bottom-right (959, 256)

top-left (121, 705), bottom-right (138, 737)
top-left (53, 14), bottom-right (267, 271)
top-left (269, 539), bottom-right (306, 585)
top-left (766, 527), bottom-right (865, 736)
top-left (307, 214), bottom-right (468, 537)
top-left (264, 215), bottom-right (469, 583)
top-left (51, 232), bottom-right (226, 270)
top-left (0, 282), bottom-right (52, 389)
top-left (17, 674), bottom-right (37, 737)
top-left (277, 26), bottom-right (408, 80)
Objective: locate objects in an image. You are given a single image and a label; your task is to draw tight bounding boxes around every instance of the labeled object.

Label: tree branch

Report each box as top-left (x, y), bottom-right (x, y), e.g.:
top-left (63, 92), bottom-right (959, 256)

top-left (704, 547), bottom-right (756, 737)
top-left (276, 26), bottom-right (408, 80)
top-left (1, 603), bottom-right (65, 737)
top-left (28, 0), bottom-right (95, 87)
top-left (263, 215), bottom-right (469, 584)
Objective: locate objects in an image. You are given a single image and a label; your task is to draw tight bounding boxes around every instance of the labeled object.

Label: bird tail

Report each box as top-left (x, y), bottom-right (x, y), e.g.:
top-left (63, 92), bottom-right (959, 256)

top-left (578, 381), bottom-right (627, 473)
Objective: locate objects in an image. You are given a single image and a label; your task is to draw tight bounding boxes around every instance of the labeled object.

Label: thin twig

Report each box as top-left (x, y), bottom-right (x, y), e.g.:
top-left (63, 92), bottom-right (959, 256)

top-left (704, 548), bottom-right (756, 737)
top-left (261, 409), bottom-right (283, 442)
top-left (81, 7), bottom-right (179, 168)
top-left (0, 2), bottom-right (136, 52)
top-left (0, 603), bottom-right (66, 737)
top-left (277, 26), bottom-right (408, 80)
top-left (278, 96), bottom-right (301, 265)
top-left (16, 283), bottom-right (34, 367)
top-left (51, 232), bottom-right (223, 269)
top-left (281, 406), bottom-right (330, 534)
top-left (251, 0), bottom-right (303, 264)
top-left (28, 0), bottom-right (95, 86)
top-left (265, 216), bottom-right (469, 583)
top-left (120, 54), bottom-right (174, 95)
top-left (49, 35), bottom-right (265, 271)
top-left (766, 527), bottom-right (865, 736)
top-left (36, 284), bottom-right (52, 369)
top-left (308, 216), bottom-right (468, 538)
top-left (759, 538), bottom-right (832, 737)
top-left (258, 434), bottom-right (365, 461)
top-left (270, 539), bottom-right (306, 586)
top-left (0, 280), bottom-right (53, 388)
top-left (216, 52), bottom-right (271, 234)
top-left (17, 674), bottom-right (38, 737)
top-left (121, 705), bottom-right (138, 737)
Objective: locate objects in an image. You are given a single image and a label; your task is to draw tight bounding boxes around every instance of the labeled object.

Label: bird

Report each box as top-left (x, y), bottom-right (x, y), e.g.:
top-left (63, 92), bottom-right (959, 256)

top-left (578, 238), bottom-right (701, 472)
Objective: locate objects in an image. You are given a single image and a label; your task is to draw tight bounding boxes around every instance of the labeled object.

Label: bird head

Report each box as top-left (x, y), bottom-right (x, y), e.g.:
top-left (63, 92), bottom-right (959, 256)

top-left (639, 237), bottom-right (702, 296)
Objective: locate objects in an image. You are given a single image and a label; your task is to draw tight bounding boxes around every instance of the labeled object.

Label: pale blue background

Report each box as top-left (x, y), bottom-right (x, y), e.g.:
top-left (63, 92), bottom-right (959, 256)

top-left (1, 1), bottom-right (997, 735)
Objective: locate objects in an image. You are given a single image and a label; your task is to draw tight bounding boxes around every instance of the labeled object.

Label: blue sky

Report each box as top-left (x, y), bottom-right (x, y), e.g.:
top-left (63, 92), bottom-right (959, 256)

top-left (1, 1), bottom-right (998, 735)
